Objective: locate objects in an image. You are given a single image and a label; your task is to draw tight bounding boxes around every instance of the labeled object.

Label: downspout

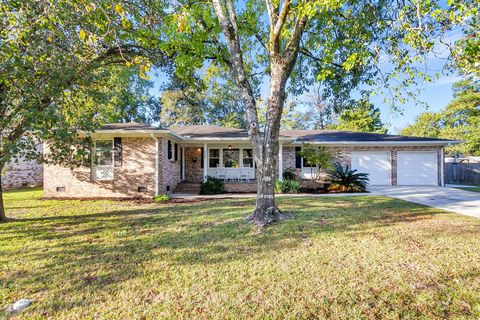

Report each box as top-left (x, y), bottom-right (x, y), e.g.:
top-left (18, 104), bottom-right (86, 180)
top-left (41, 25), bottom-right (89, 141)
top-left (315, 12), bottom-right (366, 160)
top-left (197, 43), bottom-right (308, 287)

top-left (440, 147), bottom-right (445, 187)
top-left (151, 134), bottom-right (159, 196)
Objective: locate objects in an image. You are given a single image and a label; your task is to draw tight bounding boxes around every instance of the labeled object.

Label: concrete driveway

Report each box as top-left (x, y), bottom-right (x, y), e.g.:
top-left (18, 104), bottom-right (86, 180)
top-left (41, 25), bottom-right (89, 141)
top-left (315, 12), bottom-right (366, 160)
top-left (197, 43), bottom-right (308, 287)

top-left (369, 186), bottom-right (480, 219)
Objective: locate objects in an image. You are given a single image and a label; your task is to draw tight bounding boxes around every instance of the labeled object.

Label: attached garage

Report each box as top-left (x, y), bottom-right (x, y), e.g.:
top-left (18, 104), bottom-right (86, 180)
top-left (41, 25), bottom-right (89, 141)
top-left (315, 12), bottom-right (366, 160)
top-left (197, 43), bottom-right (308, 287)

top-left (397, 151), bottom-right (438, 186)
top-left (351, 152), bottom-right (391, 186)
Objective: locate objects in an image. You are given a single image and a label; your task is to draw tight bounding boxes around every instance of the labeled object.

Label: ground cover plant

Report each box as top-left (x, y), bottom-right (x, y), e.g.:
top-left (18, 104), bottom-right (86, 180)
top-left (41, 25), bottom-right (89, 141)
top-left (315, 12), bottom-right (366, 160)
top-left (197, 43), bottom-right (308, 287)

top-left (1, 189), bottom-right (480, 319)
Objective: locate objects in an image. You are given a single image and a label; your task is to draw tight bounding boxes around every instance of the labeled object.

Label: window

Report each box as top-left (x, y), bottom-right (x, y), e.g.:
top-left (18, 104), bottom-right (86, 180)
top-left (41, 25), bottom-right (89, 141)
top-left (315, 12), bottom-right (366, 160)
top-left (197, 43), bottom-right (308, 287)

top-left (167, 140), bottom-right (173, 160)
top-left (94, 140), bottom-right (113, 165)
top-left (303, 157), bottom-right (316, 168)
top-left (243, 149), bottom-right (253, 168)
top-left (174, 143), bottom-right (178, 161)
top-left (209, 149), bottom-right (220, 168)
top-left (93, 140), bottom-right (114, 180)
top-left (223, 149), bottom-right (240, 168)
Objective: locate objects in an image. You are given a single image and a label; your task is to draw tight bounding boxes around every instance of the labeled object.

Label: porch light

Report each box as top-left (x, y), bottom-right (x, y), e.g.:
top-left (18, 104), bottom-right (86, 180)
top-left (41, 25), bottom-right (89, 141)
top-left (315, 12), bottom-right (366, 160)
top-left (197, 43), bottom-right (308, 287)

top-left (228, 144), bottom-right (232, 150)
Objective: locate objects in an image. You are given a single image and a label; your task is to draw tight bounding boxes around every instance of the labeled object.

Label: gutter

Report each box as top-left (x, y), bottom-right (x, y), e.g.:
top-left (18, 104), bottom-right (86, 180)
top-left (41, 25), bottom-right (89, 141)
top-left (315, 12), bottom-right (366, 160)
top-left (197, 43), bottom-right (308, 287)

top-left (290, 140), bottom-right (464, 146)
top-left (151, 134), bottom-right (160, 196)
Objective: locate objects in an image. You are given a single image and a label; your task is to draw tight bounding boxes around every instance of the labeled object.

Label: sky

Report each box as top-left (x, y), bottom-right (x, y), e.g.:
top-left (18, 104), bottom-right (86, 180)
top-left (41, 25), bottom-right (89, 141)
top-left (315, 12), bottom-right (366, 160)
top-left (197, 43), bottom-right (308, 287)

top-left (148, 29), bottom-right (463, 135)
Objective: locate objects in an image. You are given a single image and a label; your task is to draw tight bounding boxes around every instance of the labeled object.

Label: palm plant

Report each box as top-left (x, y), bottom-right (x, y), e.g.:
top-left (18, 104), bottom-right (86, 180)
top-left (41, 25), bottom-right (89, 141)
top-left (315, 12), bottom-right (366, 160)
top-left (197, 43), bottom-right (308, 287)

top-left (329, 163), bottom-right (369, 192)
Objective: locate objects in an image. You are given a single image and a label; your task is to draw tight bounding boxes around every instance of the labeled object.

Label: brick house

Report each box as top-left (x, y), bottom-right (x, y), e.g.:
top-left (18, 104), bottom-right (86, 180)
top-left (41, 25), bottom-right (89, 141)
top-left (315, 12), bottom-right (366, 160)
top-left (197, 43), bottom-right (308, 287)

top-left (43, 123), bottom-right (460, 197)
top-left (2, 144), bottom-right (43, 190)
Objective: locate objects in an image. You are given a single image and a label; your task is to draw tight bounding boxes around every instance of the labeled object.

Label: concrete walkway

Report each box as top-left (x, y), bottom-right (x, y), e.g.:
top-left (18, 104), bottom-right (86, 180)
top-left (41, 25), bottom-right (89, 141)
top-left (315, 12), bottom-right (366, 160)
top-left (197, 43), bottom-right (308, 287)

top-left (172, 186), bottom-right (480, 219)
top-left (369, 186), bottom-right (480, 219)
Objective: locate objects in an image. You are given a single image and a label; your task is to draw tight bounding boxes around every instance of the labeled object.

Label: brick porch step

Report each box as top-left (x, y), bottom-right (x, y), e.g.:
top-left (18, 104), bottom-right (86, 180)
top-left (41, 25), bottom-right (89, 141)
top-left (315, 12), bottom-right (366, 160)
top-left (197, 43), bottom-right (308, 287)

top-left (174, 182), bottom-right (201, 194)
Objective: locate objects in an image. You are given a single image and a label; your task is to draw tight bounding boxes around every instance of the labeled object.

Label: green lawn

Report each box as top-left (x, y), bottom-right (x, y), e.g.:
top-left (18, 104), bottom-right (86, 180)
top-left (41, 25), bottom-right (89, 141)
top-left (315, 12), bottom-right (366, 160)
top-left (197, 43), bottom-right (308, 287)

top-left (1, 189), bottom-right (480, 319)
top-left (456, 186), bottom-right (480, 193)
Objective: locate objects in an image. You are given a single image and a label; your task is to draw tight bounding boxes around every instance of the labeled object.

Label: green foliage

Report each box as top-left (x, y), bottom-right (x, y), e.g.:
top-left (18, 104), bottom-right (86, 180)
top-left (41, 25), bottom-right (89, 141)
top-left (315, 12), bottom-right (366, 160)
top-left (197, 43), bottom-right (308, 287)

top-left (275, 179), bottom-right (301, 194)
top-left (160, 70), bottom-right (246, 128)
top-left (329, 163), bottom-right (369, 193)
top-left (274, 180), bottom-right (282, 193)
top-left (330, 100), bottom-right (388, 134)
top-left (298, 146), bottom-right (334, 171)
top-left (402, 79), bottom-right (480, 155)
top-left (153, 194), bottom-right (172, 203)
top-left (283, 168), bottom-right (297, 181)
top-left (200, 176), bottom-right (225, 195)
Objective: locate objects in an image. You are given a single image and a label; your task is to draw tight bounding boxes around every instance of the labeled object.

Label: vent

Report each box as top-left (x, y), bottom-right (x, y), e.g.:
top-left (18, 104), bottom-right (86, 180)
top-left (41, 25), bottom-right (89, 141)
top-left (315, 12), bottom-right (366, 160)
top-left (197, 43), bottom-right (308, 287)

top-left (56, 187), bottom-right (66, 192)
top-left (137, 186), bottom-right (148, 192)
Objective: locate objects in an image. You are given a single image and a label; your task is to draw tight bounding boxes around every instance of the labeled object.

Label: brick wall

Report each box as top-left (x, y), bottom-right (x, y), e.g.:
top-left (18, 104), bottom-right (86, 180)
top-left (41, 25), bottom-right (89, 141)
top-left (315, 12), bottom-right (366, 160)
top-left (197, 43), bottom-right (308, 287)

top-left (1, 145), bottom-right (43, 190)
top-left (44, 137), bottom-right (157, 198)
top-left (185, 146), bottom-right (204, 182)
top-left (160, 138), bottom-right (181, 193)
top-left (282, 145), bottom-right (442, 186)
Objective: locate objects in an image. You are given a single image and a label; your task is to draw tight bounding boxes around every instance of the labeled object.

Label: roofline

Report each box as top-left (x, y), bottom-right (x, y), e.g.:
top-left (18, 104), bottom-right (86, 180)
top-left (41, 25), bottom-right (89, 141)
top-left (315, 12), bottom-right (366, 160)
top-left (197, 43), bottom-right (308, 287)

top-left (78, 129), bottom-right (185, 141)
top-left (291, 140), bottom-right (463, 146)
top-left (180, 137), bottom-right (294, 142)
top-left (79, 128), bottom-right (463, 146)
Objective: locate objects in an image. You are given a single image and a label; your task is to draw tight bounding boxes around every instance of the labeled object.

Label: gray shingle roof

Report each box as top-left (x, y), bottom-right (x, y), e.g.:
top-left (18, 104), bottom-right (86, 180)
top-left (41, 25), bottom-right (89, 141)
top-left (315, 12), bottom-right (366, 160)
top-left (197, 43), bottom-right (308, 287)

top-left (98, 122), bottom-right (163, 130)
top-left (170, 125), bottom-right (249, 138)
top-left (280, 129), bottom-right (455, 143)
top-left (96, 123), bottom-right (458, 144)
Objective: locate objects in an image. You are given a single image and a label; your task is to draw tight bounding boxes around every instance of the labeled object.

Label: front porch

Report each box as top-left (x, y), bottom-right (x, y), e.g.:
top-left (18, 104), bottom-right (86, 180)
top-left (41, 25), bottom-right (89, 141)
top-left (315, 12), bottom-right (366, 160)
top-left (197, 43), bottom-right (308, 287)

top-left (181, 143), bottom-right (262, 183)
top-left (175, 143), bottom-right (261, 194)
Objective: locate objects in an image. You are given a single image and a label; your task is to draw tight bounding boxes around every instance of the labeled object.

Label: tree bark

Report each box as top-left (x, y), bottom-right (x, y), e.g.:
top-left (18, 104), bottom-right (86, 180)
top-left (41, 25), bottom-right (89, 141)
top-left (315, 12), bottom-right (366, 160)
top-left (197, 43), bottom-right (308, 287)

top-left (211, 0), bottom-right (306, 227)
top-left (0, 162), bottom-right (8, 222)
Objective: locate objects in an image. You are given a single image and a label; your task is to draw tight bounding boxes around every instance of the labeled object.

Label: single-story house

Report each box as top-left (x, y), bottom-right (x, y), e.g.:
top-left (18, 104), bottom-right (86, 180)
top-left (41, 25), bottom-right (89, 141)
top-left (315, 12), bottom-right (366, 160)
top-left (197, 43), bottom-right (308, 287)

top-left (43, 123), bottom-right (461, 197)
top-left (2, 144), bottom-right (43, 190)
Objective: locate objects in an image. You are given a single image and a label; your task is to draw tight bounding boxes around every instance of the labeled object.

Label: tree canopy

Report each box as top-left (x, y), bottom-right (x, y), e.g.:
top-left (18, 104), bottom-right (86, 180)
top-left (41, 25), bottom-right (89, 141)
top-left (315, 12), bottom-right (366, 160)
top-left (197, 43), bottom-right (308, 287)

top-left (402, 79), bottom-right (480, 156)
top-left (330, 100), bottom-right (388, 134)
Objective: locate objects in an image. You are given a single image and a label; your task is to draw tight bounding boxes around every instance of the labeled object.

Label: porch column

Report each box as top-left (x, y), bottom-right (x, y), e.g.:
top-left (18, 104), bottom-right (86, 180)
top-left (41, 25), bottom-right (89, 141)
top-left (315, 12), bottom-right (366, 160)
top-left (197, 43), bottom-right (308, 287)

top-left (278, 142), bottom-right (283, 181)
top-left (203, 143), bottom-right (208, 180)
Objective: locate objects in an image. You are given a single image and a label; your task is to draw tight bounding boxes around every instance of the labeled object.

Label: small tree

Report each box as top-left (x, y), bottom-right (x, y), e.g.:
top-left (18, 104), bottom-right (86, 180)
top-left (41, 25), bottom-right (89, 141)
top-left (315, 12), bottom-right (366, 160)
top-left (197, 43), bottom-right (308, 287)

top-left (298, 146), bottom-right (333, 189)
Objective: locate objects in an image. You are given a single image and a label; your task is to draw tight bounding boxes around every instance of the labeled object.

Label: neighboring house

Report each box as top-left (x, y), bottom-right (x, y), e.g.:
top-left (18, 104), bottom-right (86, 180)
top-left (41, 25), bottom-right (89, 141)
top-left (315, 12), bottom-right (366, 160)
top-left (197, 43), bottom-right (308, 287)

top-left (1, 144), bottom-right (44, 190)
top-left (43, 123), bottom-right (461, 197)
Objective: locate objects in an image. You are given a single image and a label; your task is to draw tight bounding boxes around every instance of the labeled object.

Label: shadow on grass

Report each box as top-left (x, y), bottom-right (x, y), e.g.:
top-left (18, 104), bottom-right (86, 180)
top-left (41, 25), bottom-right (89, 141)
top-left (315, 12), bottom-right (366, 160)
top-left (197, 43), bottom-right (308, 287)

top-left (1, 196), bottom-right (477, 316)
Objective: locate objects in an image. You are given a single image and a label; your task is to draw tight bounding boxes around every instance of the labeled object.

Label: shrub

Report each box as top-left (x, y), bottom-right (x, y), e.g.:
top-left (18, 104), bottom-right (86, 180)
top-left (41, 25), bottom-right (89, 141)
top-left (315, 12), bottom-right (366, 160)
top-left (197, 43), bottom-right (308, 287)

top-left (274, 179), bottom-right (282, 193)
top-left (329, 162), bottom-right (369, 192)
top-left (200, 176), bottom-right (225, 195)
top-left (275, 179), bottom-right (301, 194)
top-left (282, 179), bottom-right (300, 193)
top-left (154, 194), bottom-right (172, 202)
top-left (283, 168), bottom-right (297, 181)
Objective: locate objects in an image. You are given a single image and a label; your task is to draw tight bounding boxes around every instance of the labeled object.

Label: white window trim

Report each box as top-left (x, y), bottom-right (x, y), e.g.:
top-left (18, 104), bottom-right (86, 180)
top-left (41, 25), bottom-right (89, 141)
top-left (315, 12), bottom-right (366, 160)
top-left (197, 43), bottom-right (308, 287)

top-left (208, 148), bottom-right (221, 168)
top-left (92, 139), bottom-right (114, 181)
top-left (207, 147), bottom-right (255, 169)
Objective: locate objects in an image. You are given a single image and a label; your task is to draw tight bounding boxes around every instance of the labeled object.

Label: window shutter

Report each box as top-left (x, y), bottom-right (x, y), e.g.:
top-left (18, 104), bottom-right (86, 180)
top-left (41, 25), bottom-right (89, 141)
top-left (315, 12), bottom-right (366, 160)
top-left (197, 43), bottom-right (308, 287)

top-left (174, 143), bottom-right (178, 161)
top-left (295, 147), bottom-right (302, 168)
top-left (167, 140), bottom-right (172, 160)
top-left (114, 137), bottom-right (122, 167)
top-left (200, 148), bottom-right (204, 169)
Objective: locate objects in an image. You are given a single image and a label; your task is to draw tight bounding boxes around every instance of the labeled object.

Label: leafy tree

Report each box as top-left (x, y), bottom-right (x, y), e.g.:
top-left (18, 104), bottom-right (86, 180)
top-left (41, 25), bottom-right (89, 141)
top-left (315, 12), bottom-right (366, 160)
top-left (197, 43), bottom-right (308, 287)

top-left (160, 67), bottom-right (247, 128)
top-left (402, 79), bottom-right (480, 155)
top-left (330, 100), bottom-right (388, 134)
top-left (106, 68), bottom-right (160, 124)
top-left (298, 146), bottom-right (333, 189)
top-left (0, 1), bottom-right (166, 221)
top-left (302, 85), bottom-right (336, 129)
top-left (151, 0), bottom-right (472, 227)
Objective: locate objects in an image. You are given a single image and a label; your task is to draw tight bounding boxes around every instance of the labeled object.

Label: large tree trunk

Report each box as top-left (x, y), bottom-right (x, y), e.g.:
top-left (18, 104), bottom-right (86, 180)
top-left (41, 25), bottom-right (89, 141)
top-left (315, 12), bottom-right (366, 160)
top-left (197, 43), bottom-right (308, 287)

top-left (247, 63), bottom-right (290, 227)
top-left (211, 0), bottom-right (306, 227)
top-left (0, 162), bottom-right (8, 222)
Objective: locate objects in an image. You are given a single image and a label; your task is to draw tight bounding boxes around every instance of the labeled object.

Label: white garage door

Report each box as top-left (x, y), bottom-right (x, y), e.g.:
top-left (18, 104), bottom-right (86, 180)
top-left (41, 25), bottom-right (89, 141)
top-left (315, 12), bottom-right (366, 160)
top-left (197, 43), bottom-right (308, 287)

top-left (351, 152), bottom-right (391, 185)
top-left (397, 151), bottom-right (437, 185)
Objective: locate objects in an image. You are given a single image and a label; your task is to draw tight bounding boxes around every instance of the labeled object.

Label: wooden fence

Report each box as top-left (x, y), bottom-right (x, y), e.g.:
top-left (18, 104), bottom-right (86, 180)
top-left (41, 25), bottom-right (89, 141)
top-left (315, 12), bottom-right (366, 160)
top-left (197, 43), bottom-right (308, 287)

top-left (445, 162), bottom-right (480, 185)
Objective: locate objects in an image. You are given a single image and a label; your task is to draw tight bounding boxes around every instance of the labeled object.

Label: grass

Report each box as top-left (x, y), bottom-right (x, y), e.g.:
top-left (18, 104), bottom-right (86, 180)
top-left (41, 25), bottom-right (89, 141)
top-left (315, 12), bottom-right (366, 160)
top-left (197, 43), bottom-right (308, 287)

top-left (455, 186), bottom-right (480, 193)
top-left (1, 189), bottom-right (480, 319)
